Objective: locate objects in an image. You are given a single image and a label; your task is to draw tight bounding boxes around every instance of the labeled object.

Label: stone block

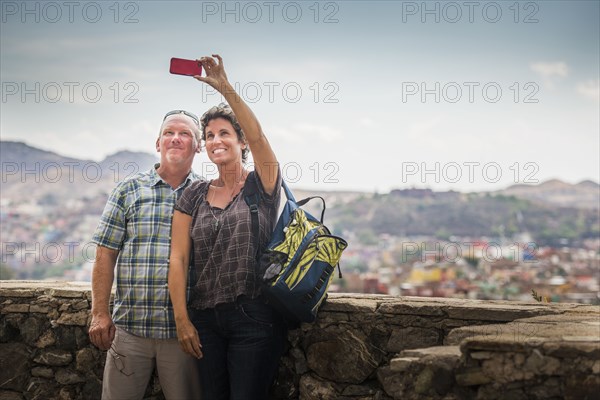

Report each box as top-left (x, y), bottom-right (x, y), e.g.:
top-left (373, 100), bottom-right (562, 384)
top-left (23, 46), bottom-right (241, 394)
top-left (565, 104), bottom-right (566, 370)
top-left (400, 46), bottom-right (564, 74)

top-left (35, 295), bottom-right (57, 304)
top-left (48, 289), bottom-right (85, 299)
top-left (0, 390), bottom-right (24, 400)
top-left (31, 367), bottom-right (54, 379)
top-left (29, 305), bottom-right (51, 313)
top-left (80, 377), bottom-right (102, 400)
top-left (389, 357), bottom-right (419, 372)
top-left (1, 304), bottom-right (29, 313)
top-left (299, 373), bottom-right (338, 400)
top-left (289, 348), bottom-right (308, 374)
top-left (0, 289), bottom-right (35, 298)
top-left (20, 316), bottom-right (46, 344)
top-left (526, 377), bottom-right (562, 399)
top-left (455, 368), bottom-right (491, 386)
top-left (377, 365), bottom-right (406, 399)
top-left (470, 351), bottom-right (493, 360)
top-left (55, 369), bottom-right (86, 385)
top-left (306, 327), bottom-right (379, 384)
top-left (35, 330), bottom-right (56, 348)
top-left (33, 349), bottom-right (73, 366)
top-left (445, 303), bottom-right (559, 322)
top-left (378, 302), bottom-right (446, 317)
top-left (0, 318), bottom-right (20, 342)
top-left (74, 326), bottom-right (90, 348)
top-left (321, 298), bottom-right (378, 313)
top-left (413, 366), bottom-right (435, 394)
top-left (54, 326), bottom-right (86, 350)
top-left (71, 300), bottom-right (89, 311)
top-left (24, 377), bottom-right (58, 400)
top-left (524, 350), bottom-right (561, 375)
top-left (400, 345), bottom-right (462, 359)
top-left (386, 327), bottom-right (440, 352)
top-left (57, 311), bottom-right (88, 326)
top-left (564, 374), bottom-right (600, 400)
top-left (75, 348), bottom-right (97, 372)
top-left (593, 360), bottom-right (600, 374)
top-left (0, 343), bottom-right (31, 391)
top-left (58, 386), bottom-right (77, 400)
top-left (340, 383), bottom-right (379, 396)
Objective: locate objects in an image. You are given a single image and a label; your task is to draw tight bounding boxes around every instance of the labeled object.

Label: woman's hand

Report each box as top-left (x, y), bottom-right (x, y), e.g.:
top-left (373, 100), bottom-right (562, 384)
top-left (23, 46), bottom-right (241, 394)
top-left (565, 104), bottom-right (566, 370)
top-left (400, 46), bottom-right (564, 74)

top-left (194, 53), bottom-right (279, 194)
top-left (176, 317), bottom-right (203, 359)
top-left (195, 54), bottom-right (229, 93)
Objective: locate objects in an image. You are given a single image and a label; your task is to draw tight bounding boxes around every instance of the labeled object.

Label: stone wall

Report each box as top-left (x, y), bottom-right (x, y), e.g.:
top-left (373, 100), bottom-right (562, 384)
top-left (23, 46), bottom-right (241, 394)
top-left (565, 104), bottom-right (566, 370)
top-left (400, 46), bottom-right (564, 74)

top-left (1, 281), bottom-right (598, 399)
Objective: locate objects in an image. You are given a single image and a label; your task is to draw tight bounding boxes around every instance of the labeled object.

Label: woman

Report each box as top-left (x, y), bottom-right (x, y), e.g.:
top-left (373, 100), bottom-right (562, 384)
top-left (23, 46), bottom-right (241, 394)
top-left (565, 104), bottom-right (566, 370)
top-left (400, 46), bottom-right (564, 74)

top-left (168, 54), bottom-right (285, 400)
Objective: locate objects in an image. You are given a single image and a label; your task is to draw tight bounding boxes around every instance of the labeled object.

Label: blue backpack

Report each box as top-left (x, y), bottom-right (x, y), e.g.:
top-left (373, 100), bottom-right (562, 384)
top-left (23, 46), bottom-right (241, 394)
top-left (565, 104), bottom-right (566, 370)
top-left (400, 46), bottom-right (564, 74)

top-left (244, 172), bottom-right (348, 324)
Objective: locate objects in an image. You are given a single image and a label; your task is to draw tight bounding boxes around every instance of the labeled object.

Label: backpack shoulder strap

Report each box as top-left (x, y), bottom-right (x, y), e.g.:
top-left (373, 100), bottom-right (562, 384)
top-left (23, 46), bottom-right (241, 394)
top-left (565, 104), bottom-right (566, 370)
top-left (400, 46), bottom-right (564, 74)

top-left (243, 171), bottom-right (261, 259)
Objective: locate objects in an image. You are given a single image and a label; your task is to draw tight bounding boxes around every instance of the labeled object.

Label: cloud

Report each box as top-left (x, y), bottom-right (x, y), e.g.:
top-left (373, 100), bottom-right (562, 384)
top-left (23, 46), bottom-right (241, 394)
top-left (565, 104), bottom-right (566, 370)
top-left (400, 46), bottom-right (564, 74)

top-left (530, 62), bottom-right (569, 79)
top-left (358, 117), bottom-right (379, 129)
top-left (271, 126), bottom-right (304, 144)
top-left (242, 60), bottom-right (340, 82)
top-left (576, 80), bottom-right (599, 102)
top-left (530, 62), bottom-right (569, 88)
top-left (271, 123), bottom-right (342, 144)
top-left (407, 117), bottom-right (442, 138)
top-left (294, 123), bottom-right (342, 143)
top-left (3, 34), bottom-right (148, 56)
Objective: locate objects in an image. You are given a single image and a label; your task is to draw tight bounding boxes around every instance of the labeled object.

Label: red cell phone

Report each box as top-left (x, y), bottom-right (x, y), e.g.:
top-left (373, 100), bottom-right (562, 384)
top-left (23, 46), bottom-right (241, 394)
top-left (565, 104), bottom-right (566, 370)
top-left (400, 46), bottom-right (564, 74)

top-left (169, 58), bottom-right (202, 76)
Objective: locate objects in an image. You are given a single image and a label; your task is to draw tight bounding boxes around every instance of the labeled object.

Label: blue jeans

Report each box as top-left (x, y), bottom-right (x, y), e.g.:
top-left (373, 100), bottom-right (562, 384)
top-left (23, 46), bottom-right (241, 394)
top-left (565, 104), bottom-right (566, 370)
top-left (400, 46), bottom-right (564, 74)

top-left (189, 296), bottom-right (286, 400)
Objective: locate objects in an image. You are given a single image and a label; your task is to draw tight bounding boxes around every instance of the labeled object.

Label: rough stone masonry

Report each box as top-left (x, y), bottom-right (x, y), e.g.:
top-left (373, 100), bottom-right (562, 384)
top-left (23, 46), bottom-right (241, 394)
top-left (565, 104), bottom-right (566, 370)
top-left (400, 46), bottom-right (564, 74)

top-left (1, 281), bottom-right (598, 400)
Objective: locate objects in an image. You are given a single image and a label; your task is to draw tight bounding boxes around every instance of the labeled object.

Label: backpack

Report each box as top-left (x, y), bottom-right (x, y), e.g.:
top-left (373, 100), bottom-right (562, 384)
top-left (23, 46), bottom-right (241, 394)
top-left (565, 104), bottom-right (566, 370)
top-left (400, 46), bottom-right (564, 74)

top-left (244, 172), bottom-right (348, 324)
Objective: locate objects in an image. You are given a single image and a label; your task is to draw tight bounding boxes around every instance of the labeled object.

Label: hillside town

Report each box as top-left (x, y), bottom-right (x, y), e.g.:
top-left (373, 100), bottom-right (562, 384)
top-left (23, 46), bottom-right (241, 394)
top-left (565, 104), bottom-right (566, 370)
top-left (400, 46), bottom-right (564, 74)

top-left (338, 231), bottom-right (599, 304)
top-left (2, 192), bottom-right (598, 305)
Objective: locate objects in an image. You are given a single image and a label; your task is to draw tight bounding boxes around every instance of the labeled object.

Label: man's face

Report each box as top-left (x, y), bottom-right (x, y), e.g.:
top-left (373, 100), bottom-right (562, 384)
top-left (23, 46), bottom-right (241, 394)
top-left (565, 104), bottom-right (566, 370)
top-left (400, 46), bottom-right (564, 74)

top-left (156, 115), bottom-right (200, 167)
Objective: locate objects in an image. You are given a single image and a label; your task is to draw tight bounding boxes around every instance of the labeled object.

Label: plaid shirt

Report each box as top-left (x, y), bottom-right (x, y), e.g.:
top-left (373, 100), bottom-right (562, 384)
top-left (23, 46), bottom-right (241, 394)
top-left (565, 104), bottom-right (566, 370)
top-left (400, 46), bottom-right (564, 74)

top-left (92, 165), bottom-right (202, 339)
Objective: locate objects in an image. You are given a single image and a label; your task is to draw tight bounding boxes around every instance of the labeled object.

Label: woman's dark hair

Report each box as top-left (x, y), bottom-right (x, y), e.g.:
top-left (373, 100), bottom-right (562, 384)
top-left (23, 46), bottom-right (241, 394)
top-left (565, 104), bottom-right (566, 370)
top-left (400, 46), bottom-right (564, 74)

top-left (200, 102), bottom-right (249, 163)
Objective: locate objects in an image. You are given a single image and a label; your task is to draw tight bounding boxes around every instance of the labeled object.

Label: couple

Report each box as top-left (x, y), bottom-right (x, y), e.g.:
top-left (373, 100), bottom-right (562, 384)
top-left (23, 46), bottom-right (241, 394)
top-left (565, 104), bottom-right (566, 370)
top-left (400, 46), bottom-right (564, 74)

top-left (89, 55), bottom-right (286, 400)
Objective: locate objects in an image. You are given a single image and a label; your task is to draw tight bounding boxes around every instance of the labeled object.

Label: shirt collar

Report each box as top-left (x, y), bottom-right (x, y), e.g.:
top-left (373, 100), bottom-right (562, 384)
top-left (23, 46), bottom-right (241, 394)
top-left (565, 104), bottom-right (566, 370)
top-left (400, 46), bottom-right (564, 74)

top-left (151, 163), bottom-right (197, 190)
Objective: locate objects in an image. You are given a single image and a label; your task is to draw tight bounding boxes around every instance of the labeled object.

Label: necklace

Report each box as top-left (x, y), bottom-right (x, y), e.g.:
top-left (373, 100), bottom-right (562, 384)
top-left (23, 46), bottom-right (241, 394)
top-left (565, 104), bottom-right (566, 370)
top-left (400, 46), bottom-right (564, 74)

top-left (208, 203), bottom-right (221, 232)
top-left (207, 178), bottom-right (243, 232)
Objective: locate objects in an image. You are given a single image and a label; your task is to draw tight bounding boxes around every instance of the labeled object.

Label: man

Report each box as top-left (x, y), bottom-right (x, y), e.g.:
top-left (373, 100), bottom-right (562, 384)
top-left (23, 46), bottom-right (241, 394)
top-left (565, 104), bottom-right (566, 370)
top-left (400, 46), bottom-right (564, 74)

top-left (89, 110), bottom-right (203, 399)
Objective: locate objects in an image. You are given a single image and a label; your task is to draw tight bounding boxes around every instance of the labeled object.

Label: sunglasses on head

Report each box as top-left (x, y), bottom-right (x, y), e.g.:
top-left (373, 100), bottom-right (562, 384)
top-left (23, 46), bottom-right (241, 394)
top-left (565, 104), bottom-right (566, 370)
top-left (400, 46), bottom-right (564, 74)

top-left (163, 110), bottom-right (200, 126)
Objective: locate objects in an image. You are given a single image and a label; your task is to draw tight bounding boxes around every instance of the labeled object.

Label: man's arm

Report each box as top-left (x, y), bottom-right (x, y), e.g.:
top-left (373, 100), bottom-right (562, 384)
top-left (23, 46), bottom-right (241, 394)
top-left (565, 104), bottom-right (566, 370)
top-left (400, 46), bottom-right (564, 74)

top-left (89, 245), bottom-right (119, 350)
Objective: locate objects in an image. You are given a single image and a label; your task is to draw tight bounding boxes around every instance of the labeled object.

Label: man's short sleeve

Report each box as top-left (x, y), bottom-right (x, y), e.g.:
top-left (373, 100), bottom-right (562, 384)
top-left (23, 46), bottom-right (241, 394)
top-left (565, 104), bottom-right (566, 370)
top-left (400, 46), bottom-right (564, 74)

top-left (91, 182), bottom-right (128, 251)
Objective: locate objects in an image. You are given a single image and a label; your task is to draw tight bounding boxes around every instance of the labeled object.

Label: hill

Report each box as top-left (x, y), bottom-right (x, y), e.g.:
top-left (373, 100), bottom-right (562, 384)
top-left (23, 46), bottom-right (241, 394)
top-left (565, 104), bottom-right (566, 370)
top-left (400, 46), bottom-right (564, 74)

top-left (499, 179), bottom-right (599, 209)
top-left (1, 141), bottom-right (598, 247)
top-left (0, 141), bottom-right (158, 202)
top-left (327, 189), bottom-right (599, 246)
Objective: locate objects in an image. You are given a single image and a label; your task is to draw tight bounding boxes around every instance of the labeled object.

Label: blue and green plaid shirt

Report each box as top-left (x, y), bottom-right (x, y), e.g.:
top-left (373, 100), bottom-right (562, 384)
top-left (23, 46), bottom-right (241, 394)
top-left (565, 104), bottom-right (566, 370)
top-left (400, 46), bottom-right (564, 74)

top-left (92, 164), bottom-right (202, 339)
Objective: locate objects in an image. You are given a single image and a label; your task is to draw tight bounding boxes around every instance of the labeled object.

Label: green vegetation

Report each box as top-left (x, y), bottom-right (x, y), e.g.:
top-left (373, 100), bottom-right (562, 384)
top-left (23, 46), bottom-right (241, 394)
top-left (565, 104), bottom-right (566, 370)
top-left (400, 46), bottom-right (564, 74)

top-left (531, 289), bottom-right (550, 303)
top-left (329, 192), bottom-right (599, 246)
top-left (0, 263), bottom-right (15, 280)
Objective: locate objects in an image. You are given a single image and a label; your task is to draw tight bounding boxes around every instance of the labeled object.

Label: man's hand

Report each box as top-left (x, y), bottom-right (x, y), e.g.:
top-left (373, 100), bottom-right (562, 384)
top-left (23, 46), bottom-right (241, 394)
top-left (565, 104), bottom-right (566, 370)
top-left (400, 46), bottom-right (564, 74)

top-left (89, 313), bottom-right (116, 350)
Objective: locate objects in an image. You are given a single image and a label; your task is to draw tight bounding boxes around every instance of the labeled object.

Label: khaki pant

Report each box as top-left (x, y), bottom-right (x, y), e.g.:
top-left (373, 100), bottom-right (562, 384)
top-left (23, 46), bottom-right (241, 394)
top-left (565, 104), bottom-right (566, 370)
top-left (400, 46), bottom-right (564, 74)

top-left (102, 326), bottom-right (201, 400)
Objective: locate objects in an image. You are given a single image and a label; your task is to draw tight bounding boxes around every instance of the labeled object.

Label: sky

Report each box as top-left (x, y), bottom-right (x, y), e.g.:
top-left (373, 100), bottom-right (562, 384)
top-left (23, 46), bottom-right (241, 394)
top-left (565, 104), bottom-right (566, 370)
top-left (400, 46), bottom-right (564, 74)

top-left (1, 0), bottom-right (599, 193)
